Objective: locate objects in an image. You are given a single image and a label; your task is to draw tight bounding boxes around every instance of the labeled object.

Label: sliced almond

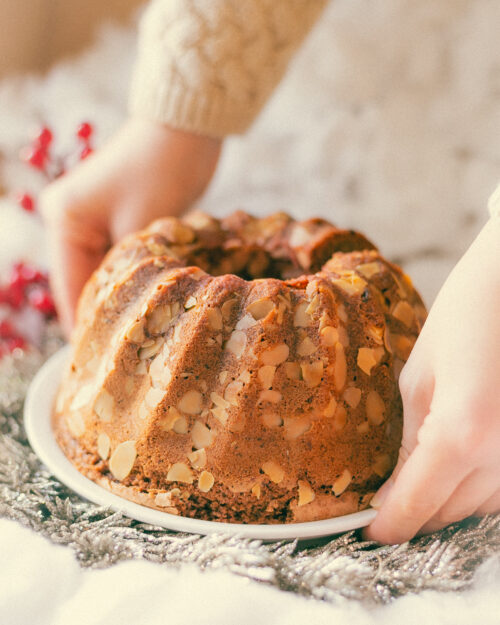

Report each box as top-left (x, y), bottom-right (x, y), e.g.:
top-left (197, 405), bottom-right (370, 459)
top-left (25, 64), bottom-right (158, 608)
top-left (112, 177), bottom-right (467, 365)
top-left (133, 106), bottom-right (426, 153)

top-left (262, 461), bottom-right (285, 484)
top-left (146, 240), bottom-right (169, 256)
top-left (166, 221), bottom-right (195, 244)
top-left (225, 330), bottom-right (247, 358)
top-left (251, 483), bottom-right (261, 498)
top-left (297, 336), bottom-right (317, 357)
top-left (356, 262), bottom-right (381, 279)
top-left (109, 441), bottom-right (137, 481)
top-left (343, 387), bottom-right (362, 409)
top-left (247, 298), bottom-right (275, 320)
top-left (150, 352), bottom-right (172, 388)
top-left (224, 380), bottom-right (243, 405)
top-left (283, 416), bottom-right (311, 440)
top-left (198, 471), bottom-right (215, 493)
top-left (323, 396), bottom-right (337, 418)
top-left (258, 390), bottom-right (282, 404)
top-left (188, 448), bottom-right (207, 469)
top-left (301, 360), bottom-right (323, 387)
top-left (289, 224), bottom-right (312, 247)
top-left (334, 343), bottom-right (347, 391)
top-left (393, 334), bottom-right (415, 361)
top-left (172, 416), bottom-right (188, 433)
top-left (320, 326), bottom-right (339, 347)
top-left (147, 305), bottom-right (173, 334)
top-left (184, 295), bottom-right (197, 310)
top-left (366, 391), bottom-right (385, 425)
top-left (239, 369), bottom-right (251, 384)
top-left (159, 406), bottom-right (183, 431)
top-left (338, 326), bottom-right (350, 347)
top-left (366, 324), bottom-right (384, 345)
top-left (70, 384), bottom-right (94, 411)
top-left (145, 387), bottom-right (166, 409)
top-left (139, 337), bottom-right (164, 360)
top-left (258, 365), bottom-right (276, 389)
top-left (166, 462), bottom-right (194, 484)
top-left (125, 319), bottom-right (145, 343)
top-left (221, 298), bottom-right (239, 321)
top-left (262, 412), bottom-right (283, 428)
top-left (357, 347), bottom-right (382, 376)
top-left (235, 314), bottom-right (257, 330)
top-left (261, 343), bottom-right (289, 366)
top-left (333, 469), bottom-right (352, 496)
top-left (154, 491), bottom-right (178, 508)
top-left (211, 406), bottom-right (228, 426)
top-left (210, 392), bottom-right (230, 409)
top-left (331, 271), bottom-right (367, 296)
top-left (67, 412), bottom-right (85, 438)
top-left (337, 304), bottom-right (348, 323)
top-left (297, 480), bottom-right (315, 506)
top-left (97, 432), bottom-right (110, 460)
top-left (284, 361), bottom-right (301, 380)
top-left (357, 420), bottom-right (370, 434)
top-left (333, 404), bottom-right (347, 430)
top-left (207, 308), bottom-right (223, 331)
top-left (294, 301), bottom-right (311, 327)
top-left (192, 420), bottom-right (214, 449)
top-left (93, 389), bottom-right (114, 422)
top-left (373, 453), bottom-right (391, 477)
top-left (392, 300), bottom-right (415, 328)
top-left (178, 389), bottom-right (203, 415)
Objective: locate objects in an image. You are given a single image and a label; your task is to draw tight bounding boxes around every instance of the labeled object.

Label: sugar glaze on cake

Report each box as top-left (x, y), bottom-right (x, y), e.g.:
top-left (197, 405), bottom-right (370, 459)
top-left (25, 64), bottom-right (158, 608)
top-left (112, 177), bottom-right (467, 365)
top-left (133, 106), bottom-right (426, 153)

top-left (53, 211), bottom-right (426, 523)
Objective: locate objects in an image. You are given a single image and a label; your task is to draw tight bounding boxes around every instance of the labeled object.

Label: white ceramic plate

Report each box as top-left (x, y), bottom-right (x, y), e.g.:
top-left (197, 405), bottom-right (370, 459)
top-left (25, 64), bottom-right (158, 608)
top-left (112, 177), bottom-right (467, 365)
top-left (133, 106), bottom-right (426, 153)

top-left (24, 346), bottom-right (377, 540)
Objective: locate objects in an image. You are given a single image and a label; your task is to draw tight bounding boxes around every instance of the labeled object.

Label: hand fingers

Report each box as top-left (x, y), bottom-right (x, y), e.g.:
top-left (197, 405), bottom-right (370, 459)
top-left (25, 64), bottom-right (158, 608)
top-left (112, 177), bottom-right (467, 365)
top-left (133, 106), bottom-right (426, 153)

top-left (369, 362), bottom-right (435, 511)
top-left (475, 488), bottom-right (500, 516)
top-left (41, 194), bottom-right (108, 336)
top-left (418, 468), bottom-right (499, 534)
top-left (364, 434), bottom-right (470, 544)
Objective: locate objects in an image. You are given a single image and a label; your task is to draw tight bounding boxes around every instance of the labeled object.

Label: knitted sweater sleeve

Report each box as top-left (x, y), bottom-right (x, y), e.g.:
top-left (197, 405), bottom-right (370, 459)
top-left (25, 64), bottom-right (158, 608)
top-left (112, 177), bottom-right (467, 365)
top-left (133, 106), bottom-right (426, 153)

top-left (129, 0), bottom-right (328, 137)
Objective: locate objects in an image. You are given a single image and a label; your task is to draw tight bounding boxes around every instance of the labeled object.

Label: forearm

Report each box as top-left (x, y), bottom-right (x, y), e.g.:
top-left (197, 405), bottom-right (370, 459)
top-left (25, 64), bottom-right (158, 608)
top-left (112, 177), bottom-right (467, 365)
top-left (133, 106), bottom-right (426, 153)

top-left (129, 0), bottom-right (328, 137)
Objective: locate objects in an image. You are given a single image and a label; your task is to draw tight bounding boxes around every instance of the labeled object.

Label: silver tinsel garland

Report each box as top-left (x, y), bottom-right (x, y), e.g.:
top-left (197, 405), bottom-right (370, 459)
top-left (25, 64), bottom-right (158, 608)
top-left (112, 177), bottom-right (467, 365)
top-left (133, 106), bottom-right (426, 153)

top-left (1, 328), bottom-right (499, 605)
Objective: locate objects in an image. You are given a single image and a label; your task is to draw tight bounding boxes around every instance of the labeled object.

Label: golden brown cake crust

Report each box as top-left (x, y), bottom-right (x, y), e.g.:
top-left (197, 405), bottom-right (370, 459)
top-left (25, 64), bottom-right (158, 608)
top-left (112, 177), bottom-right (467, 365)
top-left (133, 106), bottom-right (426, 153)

top-left (53, 211), bottom-right (426, 524)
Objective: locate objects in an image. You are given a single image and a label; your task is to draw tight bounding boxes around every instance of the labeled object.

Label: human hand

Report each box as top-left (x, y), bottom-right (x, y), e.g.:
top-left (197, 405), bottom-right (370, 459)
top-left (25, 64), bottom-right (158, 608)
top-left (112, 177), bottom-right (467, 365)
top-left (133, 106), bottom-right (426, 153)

top-left (365, 217), bottom-right (500, 543)
top-left (40, 117), bottom-right (221, 336)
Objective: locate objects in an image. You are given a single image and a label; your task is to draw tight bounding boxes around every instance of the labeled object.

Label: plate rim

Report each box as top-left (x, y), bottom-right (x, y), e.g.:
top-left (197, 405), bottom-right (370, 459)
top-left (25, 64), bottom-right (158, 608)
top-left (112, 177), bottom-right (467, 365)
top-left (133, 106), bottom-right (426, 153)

top-left (24, 346), bottom-right (377, 540)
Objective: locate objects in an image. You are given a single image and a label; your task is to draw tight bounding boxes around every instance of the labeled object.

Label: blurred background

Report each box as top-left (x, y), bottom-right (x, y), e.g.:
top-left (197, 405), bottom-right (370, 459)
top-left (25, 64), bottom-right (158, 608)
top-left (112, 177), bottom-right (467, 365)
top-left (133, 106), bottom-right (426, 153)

top-left (1, 0), bottom-right (499, 315)
top-left (0, 0), bottom-right (144, 76)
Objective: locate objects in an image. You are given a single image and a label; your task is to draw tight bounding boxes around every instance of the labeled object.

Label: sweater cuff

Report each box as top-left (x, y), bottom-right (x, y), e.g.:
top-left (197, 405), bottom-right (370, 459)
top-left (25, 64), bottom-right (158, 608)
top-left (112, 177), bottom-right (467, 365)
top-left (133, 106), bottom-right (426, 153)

top-left (128, 0), bottom-right (328, 138)
top-left (129, 70), bottom-right (258, 138)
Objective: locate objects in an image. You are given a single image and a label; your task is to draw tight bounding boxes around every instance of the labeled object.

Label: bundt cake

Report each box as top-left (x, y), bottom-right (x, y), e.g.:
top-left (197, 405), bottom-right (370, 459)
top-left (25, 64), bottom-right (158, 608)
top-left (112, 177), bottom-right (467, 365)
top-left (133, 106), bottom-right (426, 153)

top-left (53, 211), bottom-right (426, 524)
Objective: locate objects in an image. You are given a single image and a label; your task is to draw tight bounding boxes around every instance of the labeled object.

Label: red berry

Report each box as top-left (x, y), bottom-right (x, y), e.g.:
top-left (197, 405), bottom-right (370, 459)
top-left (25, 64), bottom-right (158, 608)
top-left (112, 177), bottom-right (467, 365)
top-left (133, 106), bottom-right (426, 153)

top-left (17, 193), bottom-right (35, 212)
top-left (6, 336), bottom-right (26, 352)
top-left (8, 284), bottom-right (25, 309)
top-left (36, 127), bottom-right (53, 148)
top-left (80, 146), bottom-right (93, 160)
top-left (25, 147), bottom-right (47, 170)
top-left (10, 262), bottom-right (46, 287)
top-left (28, 287), bottom-right (57, 316)
top-left (77, 122), bottom-right (93, 141)
top-left (0, 320), bottom-right (15, 338)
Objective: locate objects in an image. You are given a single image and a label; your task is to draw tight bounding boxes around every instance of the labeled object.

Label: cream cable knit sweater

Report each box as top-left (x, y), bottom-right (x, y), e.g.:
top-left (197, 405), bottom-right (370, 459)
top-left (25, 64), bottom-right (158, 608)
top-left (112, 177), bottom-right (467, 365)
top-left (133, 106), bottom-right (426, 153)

top-left (129, 0), bottom-right (328, 137)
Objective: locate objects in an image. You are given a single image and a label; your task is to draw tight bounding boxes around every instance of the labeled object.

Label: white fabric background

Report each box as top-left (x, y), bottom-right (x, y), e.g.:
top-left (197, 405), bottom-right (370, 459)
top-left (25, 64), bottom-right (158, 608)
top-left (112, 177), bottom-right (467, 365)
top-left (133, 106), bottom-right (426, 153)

top-left (0, 1), bottom-right (499, 621)
top-left (1, 520), bottom-right (500, 625)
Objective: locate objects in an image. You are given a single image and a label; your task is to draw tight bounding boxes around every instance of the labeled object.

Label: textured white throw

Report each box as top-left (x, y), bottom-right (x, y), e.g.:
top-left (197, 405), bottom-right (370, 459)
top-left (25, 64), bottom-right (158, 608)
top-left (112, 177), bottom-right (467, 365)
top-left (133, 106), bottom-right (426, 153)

top-left (1, 519), bottom-right (500, 625)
